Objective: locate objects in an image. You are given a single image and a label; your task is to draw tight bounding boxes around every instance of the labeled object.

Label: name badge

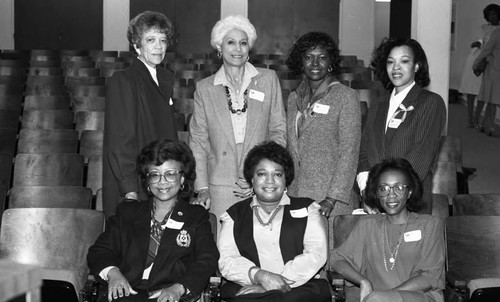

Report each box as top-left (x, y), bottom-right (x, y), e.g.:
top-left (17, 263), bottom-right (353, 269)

top-left (290, 208), bottom-right (308, 218)
top-left (312, 103), bottom-right (330, 114)
top-left (166, 219), bottom-right (184, 230)
top-left (388, 118), bottom-right (402, 129)
top-left (249, 89), bottom-right (265, 102)
top-left (404, 230), bottom-right (422, 242)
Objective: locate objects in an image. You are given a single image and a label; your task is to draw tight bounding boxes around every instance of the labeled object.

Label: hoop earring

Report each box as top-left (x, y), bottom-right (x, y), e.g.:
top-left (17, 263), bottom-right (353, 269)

top-left (180, 183), bottom-right (185, 190)
top-left (328, 66), bottom-right (333, 73)
top-left (147, 186), bottom-right (151, 193)
top-left (217, 51), bottom-right (222, 59)
top-left (246, 56), bottom-right (250, 62)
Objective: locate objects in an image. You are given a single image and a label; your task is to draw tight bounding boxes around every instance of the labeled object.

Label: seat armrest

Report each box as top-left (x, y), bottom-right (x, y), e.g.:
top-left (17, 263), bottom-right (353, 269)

top-left (326, 270), bottom-right (346, 302)
top-left (446, 271), bottom-right (468, 289)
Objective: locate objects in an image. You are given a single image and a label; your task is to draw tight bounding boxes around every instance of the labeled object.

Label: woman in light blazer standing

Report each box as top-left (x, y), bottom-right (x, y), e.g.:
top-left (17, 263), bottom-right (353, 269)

top-left (189, 15), bottom-right (286, 221)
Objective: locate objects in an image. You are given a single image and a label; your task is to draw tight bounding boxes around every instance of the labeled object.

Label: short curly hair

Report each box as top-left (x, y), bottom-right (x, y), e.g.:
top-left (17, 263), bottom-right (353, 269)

top-left (243, 141), bottom-right (294, 188)
top-left (136, 139), bottom-right (196, 202)
top-left (364, 158), bottom-right (424, 213)
top-left (484, 4), bottom-right (500, 21)
top-left (286, 32), bottom-right (341, 76)
top-left (370, 37), bottom-right (430, 91)
top-left (127, 11), bottom-right (175, 49)
top-left (210, 15), bottom-right (257, 50)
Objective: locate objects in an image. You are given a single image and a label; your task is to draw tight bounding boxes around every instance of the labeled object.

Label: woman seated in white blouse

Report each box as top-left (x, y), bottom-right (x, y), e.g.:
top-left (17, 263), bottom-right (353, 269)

top-left (217, 141), bottom-right (330, 302)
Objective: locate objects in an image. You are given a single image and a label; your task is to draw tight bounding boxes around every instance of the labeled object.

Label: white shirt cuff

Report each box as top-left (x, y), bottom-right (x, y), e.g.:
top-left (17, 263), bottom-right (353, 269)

top-left (356, 171), bottom-right (369, 192)
top-left (99, 266), bottom-right (118, 281)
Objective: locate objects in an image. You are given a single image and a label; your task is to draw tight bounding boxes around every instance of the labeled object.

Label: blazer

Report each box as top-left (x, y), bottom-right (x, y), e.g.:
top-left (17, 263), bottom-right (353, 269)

top-left (286, 80), bottom-right (361, 207)
top-left (87, 199), bottom-right (219, 296)
top-left (103, 58), bottom-right (177, 217)
top-left (358, 85), bottom-right (446, 204)
top-left (189, 67), bottom-right (286, 190)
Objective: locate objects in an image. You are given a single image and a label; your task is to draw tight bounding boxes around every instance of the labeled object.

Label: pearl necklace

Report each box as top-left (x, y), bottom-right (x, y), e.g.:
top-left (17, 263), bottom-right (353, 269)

top-left (254, 205), bottom-right (283, 228)
top-left (225, 86), bottom-right (248, 115)
top-left (382, 214), bottom-right (409, 272)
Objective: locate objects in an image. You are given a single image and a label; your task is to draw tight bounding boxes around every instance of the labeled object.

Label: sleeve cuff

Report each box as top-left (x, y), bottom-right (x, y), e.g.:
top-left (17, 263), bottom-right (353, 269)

top-left (99, 266), bottom-right (118, 281)
top-left (356, 171), bottom-right (369, 192)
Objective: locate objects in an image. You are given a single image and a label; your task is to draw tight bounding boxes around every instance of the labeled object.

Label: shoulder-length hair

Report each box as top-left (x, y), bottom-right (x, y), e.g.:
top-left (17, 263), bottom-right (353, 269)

top-left (364, 158), bottom-right (424, 213)
top-left (370, 36), bottom-right (430, 91)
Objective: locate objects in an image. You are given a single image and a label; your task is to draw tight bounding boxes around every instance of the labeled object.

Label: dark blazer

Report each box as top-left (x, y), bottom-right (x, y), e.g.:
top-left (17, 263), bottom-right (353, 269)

top-left (358, 85), bottom-right (446, 208)
top-left (103, 58), bottom-right (178, 217)
top-left (87, 199), bottom-right (219, 296)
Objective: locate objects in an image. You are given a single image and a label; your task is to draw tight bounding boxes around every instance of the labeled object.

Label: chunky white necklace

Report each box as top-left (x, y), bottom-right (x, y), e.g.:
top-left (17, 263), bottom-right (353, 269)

top-left (382, 214), bottom-right (409, 272)
top-left (254, 205), bottom-right (282, 229)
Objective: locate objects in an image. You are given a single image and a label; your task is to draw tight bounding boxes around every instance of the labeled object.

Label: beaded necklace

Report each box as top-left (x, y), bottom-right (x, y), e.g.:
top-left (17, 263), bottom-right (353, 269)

top-left (225, 86), bottom-right (248, 115)
top-left (382, 214), bottom-right (409, 272)
top-left (253, 205), bottom-right (283, 228)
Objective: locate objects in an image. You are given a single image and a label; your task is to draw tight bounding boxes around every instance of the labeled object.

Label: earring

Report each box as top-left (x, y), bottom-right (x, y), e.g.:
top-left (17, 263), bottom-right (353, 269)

top-left (217, 51), bottom-right (222, 59)
top-left (180, 183), bottom-right (185, 190)
top-left (147, 186), bottom-right (151, 193)
top-left (246, 56), bottom-right (250, 62)
top-left (328, 66), bottom-right (333, 73)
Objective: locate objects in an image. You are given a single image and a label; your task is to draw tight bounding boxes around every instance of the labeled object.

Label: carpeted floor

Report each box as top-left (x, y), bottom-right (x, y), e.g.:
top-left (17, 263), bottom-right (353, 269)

top-left (447, 102), bottom-right (500, 194)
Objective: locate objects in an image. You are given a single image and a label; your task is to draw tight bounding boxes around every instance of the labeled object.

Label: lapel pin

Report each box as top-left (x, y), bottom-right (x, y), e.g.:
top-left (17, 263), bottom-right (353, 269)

top-left (178, 211), bottom-right (183, 216)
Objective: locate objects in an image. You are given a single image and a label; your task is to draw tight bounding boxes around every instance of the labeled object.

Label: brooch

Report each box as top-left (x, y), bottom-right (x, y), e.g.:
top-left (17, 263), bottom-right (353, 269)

top-left (176, 229), bottom-right (191, 248)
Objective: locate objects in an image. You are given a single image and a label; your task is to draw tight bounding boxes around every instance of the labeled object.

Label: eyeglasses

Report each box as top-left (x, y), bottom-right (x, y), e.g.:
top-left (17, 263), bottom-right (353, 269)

top-left (147, 170), bottom-right (183, 184)
top-left (377, 183), bottom-right (409, 197)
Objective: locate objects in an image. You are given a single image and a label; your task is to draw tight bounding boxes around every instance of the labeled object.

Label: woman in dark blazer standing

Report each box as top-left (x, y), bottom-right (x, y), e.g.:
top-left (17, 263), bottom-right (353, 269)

top-left (103, 11), bottom-right (178, 218)
top-left (357, 37), bottom-right (446, 214)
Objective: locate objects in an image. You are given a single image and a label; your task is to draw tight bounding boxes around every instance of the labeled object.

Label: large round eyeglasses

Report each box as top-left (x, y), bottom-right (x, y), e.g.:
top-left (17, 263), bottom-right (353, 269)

top-left (147, 170), bottom-right (183, 184)
top-left (377, 183), bottom-right (409, 197)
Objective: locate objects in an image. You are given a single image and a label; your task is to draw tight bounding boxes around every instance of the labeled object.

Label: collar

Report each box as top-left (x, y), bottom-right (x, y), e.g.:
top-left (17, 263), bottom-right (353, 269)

top-left (213, 62), bottom-right (259, 88)
top-left (250, 193), bottom-right (291, 209)
top-left (295, 75), bottom-right (336, 111)
top-left (137, 57), bottom-right (158, 85)
top-left (390, 81), bottom-right (415, 102)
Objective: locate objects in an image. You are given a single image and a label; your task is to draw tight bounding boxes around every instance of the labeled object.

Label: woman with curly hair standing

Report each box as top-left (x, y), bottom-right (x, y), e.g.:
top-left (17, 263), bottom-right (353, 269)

top-left (285, 32), bottom-right (361, 218)
top-left (357, 37), bottom-right (446, 214)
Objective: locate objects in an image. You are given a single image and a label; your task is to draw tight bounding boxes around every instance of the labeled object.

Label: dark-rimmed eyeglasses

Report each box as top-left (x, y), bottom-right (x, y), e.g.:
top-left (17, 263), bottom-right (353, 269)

top-left (377, 183), bottom-right (408, 197)
top-left (147, 170), bottom-right (183, 184)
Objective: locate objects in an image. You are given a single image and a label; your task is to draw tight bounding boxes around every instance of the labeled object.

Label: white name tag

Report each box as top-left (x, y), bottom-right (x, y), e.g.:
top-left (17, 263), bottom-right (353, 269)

top-left (312, 103), bottom-right (330, 114)
top-left (249, 89), bottom-right (265, 102)
top-left (166, 219), bottom-right (184, 230)
top-left (388, 118), bottom-right (402, 129)
top-left (404, 230), bottom-right (422, 242)
top-left (290, 208), bottom-right (308, 218)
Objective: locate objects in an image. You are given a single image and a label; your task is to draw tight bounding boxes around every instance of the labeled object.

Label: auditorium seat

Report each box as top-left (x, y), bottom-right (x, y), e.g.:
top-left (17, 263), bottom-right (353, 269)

top-left (339, 55), bottom-right (358, 68)
top-left (0, 128), bottom-right (17, 155)
top-left (98, 61), bottom-right (129, 77)
top-left (175, 70), bottom-right (211, 84)
top-left (89, 50), bottom-right (118, 61)
top-left (0, 94), bottom-right (23, 112)
top-left (0, 154), bottom-right (13, 189)
top-left (69, 85), bottom-right (106, 97)
top-left (178, 131), bottom-right (190, 145)
top-left (13, 153), bottom-right (84, 186)
top-left (452, 194), bottom-right (500, 216)
top-left (75, 111), bottom-right (105, 135)
top-left (0, 108), bottom-right (20, 129)
top-left (172, 98), bottom-right (194, 115)
top-left (9, 186), bottom-right (92, 209)
top-left (64, 67), bottom-right (100, 77)
top-left (0, 83), bottom-right (25, 95)
top-left (79, 130), bottom-right (103, 163)
top-left (66, 76), bottom-right (106, 90)
top-left (432, 161), bottom-right (458, 205)
top-left (279, 79), bottom-right (301, 91)
top-left (173, 112), bottom-right (186, 132)
top-left (355, 88), bottom-right (378, 108)
top-left (172, 86), bottom-right (195, 99)
top-left (24, 84), bottom-right (68, 96)
top-left (72, 96), bottom-right (105, 113)
top-left (86, 155), bottom-right (103, 195)
top-left (165, 62), bottom-right (196, 72)
top-left (199, 63), bottom-right (221, 73)
top-left (21, 109), bottom-right (74, 129)
top-left (432, 193), bottom-right (450, 219)
top-left (0, 208), bottom-right (105, 301)
top-left (17, 128), bottom-right (79, 154)
top-left (29, 59), bottom-right (62, 68)
top-left (23, 95), bottom-right (71, 111)
top-left (0, 65), bottom-right (27, 78)
top-left (445, 216), bottom-right (500, 302)
top-left (28, 66), bottom-right (64, 76)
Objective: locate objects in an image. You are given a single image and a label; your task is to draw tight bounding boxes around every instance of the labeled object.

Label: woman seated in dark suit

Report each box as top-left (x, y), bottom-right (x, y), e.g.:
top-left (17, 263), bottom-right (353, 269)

top-left (88, 139), bottom-right (219, 302)
top-left (331, 158), bottom-right (445, 302)
top-left (218, 141), bottom-right (330, 302)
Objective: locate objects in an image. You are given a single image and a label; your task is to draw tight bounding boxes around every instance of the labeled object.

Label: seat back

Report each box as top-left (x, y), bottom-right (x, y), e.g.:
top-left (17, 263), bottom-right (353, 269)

top-left (13, 153), bottom-right (84, 186)
top-left (86, 155), bottom-right (103, 195)
top-left (0, 154), bottom-right (13, 188)
top-left (17, 128), bottom-right (79, 154)
top-left (0, 208), bottom-right (105, 294)
top-left (0, 128), bottom-right (18, 155)
top-left (432, 193), bottom-right (450, 219)
top-left (9, 186), bottom-right (92, 209)
top-left (75, 111), bottom-right (105, 135)
top-left (452, 194), bottom-right (500, 216)
top-left (446, 216), bottom-right (500, 281)
top-left (79, 130), bottom-right (103, 162)
top-left (432, 161), bottom-right (458, 205)
top-left (21, 109), bottom-right (74, 129)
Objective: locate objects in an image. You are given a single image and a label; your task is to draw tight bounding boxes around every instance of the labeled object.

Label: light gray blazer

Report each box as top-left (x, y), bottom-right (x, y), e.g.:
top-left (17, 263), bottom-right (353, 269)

top-left (287, 81), bottom-right (361, 208)
top-left (189, 68), bottom-right (286, 190)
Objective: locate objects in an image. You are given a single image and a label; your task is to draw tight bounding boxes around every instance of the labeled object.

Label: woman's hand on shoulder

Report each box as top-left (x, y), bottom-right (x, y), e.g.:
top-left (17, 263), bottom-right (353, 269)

top-left (254, 269), bottom-right (294, 293)
top-left (107, 268), bottom-right (137, 301)
top-left (233, 178), bottom-right (253, 199)
top-left (191, 188), bottom-right (211, 210)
